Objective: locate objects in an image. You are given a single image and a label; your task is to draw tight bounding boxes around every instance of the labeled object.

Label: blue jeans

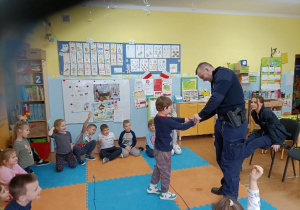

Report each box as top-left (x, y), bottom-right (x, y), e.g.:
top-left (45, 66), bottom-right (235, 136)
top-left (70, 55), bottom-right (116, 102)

top-left (214, 119), bottom-right (248, 199)
top-left (243, 135), bottom-right (272, 159)
top-left (146, 145), bottom-right (154, 158)
top-left (73, 140), bottom-right (96, 160)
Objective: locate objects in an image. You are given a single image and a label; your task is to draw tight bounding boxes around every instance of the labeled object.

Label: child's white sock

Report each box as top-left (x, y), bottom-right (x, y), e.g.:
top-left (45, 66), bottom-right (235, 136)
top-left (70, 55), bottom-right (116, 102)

top-left (150, 183), bottom-right (157, 188)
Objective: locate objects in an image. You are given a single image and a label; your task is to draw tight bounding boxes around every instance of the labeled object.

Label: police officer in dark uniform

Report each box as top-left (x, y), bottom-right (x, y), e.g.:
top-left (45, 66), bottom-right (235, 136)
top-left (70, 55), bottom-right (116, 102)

top-left (193, 62), bottom-right (248, 200)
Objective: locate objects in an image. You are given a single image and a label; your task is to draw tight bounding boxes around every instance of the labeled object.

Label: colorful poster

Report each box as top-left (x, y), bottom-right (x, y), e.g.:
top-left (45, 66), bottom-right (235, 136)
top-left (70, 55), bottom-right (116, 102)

top-left (260, 57), bottom-right (282, 91)
top-left (181, 77), bottom-right (198, 101)
top-left (162, 79), bottom-right (172, 97)
top-left (154, 79), bottom-right (162, 97)
top-left (68, 85), bottom-right (90, 113)
top-left (93, 83), bottom-right (120, 102)
top-left (133, 90), bottom-right (147, 109)
top-left (92, 101), bottom-right (115, 121)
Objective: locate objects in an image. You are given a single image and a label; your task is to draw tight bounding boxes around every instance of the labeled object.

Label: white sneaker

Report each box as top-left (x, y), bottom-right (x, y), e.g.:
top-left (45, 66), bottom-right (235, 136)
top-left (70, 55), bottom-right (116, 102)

top-left (102, 157), bottom-right (109, 164)
top-left (173, 143), bottom-right (182, 155)
top-left (171, 149), bottom-right (174, 156)
top-left (160, 191), bottom-right (177, 200)
top-left (147, 186), bottom-right (161, 194)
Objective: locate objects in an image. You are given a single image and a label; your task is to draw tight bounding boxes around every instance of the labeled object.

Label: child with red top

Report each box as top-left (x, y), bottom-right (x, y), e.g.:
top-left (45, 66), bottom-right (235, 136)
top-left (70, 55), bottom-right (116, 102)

top-left (73, 112), bottom-right (97, 165)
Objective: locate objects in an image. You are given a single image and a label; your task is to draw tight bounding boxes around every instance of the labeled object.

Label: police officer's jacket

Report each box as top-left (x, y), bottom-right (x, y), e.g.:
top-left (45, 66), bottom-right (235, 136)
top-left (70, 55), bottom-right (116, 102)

top-left (250, 106), bottom-right (290, 145)
top-left (199, 67), bottom-right (245, 121)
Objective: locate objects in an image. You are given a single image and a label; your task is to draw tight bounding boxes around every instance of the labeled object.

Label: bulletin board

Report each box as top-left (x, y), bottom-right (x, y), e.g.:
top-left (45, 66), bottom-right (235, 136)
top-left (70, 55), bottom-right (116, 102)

top-left (260, 57), bottom-right (282, 91)
top-left (57, 41), bottom-right (181, 76)
top-left (62, 79), bottom-right (130, 124)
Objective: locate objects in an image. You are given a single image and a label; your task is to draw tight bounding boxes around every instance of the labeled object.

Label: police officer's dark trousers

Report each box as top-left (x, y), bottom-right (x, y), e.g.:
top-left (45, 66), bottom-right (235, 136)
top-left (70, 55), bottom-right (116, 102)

top-left (214, 119), bottom-right (248, 199)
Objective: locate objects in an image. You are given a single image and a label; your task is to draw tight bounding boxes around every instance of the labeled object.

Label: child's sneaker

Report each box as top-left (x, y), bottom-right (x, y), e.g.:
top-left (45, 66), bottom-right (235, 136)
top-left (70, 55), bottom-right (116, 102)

top-left (171, 149), bottom-right (175, 156)
top-left (173, 143), bottom-right (182, 155)
top-left (102, 157), bottom-right (109, 164)
top-left (147, 186), bottom-right (161, 194)
top-left (85, 155), bottom-right (96, 161)
top-left (36, 160), bottom-right (50, 166)
top-left (160, 191), bottom-right (177, 200)
top-left (78, 160), bottom-right (86, 166)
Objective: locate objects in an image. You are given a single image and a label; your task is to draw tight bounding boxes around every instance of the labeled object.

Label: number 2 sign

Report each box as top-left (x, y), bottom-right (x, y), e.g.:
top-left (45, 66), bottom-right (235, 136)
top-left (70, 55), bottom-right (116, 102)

top-left (33, 74), bottom-right (43, 84)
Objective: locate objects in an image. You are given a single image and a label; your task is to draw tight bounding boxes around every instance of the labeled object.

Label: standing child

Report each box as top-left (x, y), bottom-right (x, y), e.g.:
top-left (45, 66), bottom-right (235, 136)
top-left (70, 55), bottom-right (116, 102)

top-left (73, 112), bottom-right (97, 165)
top-left (118, 120), bottom-right (140, 158)
top-left (0, 149), bottom-right (27, 191)
top-left (0, 183), bottom-right (10, 210)
top-left (49, 119), bottom-right (77, 172)
top-left (146, 119), bottom-right (155, 158)
top-left (147, 96), bottom-right (194, 200)
top-left (14, 115), bottom-right (49, 167)
top-left (11, 121), bottom-right (49, 173)
top-left (5, 173), bottom-right (41, 210)
top-left (97, 124), bottom-right (122, 164)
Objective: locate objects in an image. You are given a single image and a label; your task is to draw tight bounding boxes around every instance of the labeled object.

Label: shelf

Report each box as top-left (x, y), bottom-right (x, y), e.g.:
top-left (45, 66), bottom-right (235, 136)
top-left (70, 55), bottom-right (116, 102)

top-left (19, 100), bottom-right (44, 103)
top-left (18, 84), bottom-right (43, 86)
top-left (18, 71), bottom-right (42, 74)
top-left (27, 120), bottom-right (46, 122)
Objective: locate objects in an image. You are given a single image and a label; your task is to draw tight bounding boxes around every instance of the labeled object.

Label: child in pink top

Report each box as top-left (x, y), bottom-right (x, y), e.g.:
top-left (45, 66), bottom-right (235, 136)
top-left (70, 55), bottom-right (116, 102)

top-left (0, 149), bottom-right (27, 191)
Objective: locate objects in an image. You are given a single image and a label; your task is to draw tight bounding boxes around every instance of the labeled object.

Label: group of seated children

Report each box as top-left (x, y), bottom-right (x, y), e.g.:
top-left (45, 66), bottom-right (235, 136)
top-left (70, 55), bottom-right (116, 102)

top-left (49, 112), bottom-right (144, 171)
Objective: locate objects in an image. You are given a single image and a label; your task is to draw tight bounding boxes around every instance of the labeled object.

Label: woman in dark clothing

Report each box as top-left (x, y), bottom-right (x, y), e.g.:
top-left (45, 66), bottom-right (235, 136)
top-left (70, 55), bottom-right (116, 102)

top-left (244, 95), bottom-right (290, 159)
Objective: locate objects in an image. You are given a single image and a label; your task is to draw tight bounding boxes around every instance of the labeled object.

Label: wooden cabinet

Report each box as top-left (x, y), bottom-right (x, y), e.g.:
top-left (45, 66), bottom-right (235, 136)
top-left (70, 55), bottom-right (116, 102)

top-left (16, 59), bottom-right (50, 140)
top-left (176, 102), bottom-right (215, 140)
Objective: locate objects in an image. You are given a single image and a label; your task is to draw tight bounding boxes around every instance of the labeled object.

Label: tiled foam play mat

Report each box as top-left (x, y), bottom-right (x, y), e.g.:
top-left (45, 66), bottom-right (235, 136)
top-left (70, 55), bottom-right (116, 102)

top-left (8, 147), bottom-right (277, 210)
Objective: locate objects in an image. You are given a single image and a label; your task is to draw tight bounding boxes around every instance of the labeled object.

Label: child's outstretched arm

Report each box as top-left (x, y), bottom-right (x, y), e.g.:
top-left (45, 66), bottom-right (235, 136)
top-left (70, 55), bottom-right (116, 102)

top-left (48, 126), bottom-right (55, 136)
top-left (247, 165), bottom-right (263, 210)
top-left (81, 112), bottom-right (92, 134)
top-left (249, 165), bottom-right (263, 190)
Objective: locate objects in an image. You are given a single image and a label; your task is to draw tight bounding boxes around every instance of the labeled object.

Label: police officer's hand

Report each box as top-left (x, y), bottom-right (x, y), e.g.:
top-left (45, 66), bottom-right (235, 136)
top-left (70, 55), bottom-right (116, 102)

top-left (192, 114), bottom-right (201, 126)
top-left (271, 144), bottom-right (280, 152)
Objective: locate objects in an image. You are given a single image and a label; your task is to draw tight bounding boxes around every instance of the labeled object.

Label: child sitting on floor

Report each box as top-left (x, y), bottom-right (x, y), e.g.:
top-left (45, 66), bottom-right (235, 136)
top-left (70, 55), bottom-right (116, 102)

top-left (73, 112), bottom-right (97, 165)
top-left (5, 173), bottom-right (41, 210)
top-left (49, 119), bottom-right (77, 172)
top-left (0, 149), bottom-right (27, 192)
top-left (145, 119), bottom-right (155, 158)
top-left (0, 183), bottom-right (10, 210)
top-left (97, 124), bottom-right (122, 164)
top-left (118, 120), bottom-right (140, 158)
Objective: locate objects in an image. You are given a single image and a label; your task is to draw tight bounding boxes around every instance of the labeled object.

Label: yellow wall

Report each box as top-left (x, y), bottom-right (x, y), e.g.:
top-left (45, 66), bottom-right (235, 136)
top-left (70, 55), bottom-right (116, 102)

top-left (25, 6), bottom-right (300, 76)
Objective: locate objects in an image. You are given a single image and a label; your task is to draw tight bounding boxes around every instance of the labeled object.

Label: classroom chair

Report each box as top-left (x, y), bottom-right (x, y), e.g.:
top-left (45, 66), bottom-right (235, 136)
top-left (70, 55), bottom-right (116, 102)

top-left (249, 118), bottom-right (300, 178)
top-left (282, 147), bottom-right (300, 182)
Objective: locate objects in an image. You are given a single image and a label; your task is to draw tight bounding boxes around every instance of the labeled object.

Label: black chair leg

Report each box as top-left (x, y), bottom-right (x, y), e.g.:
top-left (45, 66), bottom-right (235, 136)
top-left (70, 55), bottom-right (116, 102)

top-left (282, 156), bottom-right (291, 182)
top-left (291, 158), bottom-right (296, 176)
top-left (268, 150), bottom-right (277, 178)
top-left (249, 153), bottom-right (254, 165)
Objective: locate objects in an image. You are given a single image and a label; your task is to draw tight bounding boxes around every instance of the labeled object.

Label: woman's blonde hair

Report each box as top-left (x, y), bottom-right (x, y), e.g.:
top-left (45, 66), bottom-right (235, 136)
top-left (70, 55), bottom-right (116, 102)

top-left (0, 149), bottom-right (16, 166)
top-left (8, 121), bottom-right (29, 147)
top-left (53, 119), bottom-right (66, 133)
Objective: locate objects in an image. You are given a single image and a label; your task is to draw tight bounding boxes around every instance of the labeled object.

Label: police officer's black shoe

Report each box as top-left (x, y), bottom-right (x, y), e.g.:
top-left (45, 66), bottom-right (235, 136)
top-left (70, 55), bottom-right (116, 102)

top-left (211, 187), bottom-right (223, 195)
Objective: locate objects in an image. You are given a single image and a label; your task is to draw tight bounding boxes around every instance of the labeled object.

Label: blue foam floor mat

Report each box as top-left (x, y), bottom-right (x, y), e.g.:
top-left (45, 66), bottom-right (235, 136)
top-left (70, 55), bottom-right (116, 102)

top-left (190, 197), bottom-right (277, 210)
top-left (87, 174), bottom-right (180, 210)
top-left (31, 163), bottom-right (87, 189)
top-left (141, 147), bottom-right (210, 171)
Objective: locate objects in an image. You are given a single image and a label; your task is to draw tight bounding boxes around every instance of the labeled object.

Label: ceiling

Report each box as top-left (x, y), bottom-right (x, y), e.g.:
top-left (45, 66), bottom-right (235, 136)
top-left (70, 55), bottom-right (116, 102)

top-left (84, 0), bottom-right (300, 18)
